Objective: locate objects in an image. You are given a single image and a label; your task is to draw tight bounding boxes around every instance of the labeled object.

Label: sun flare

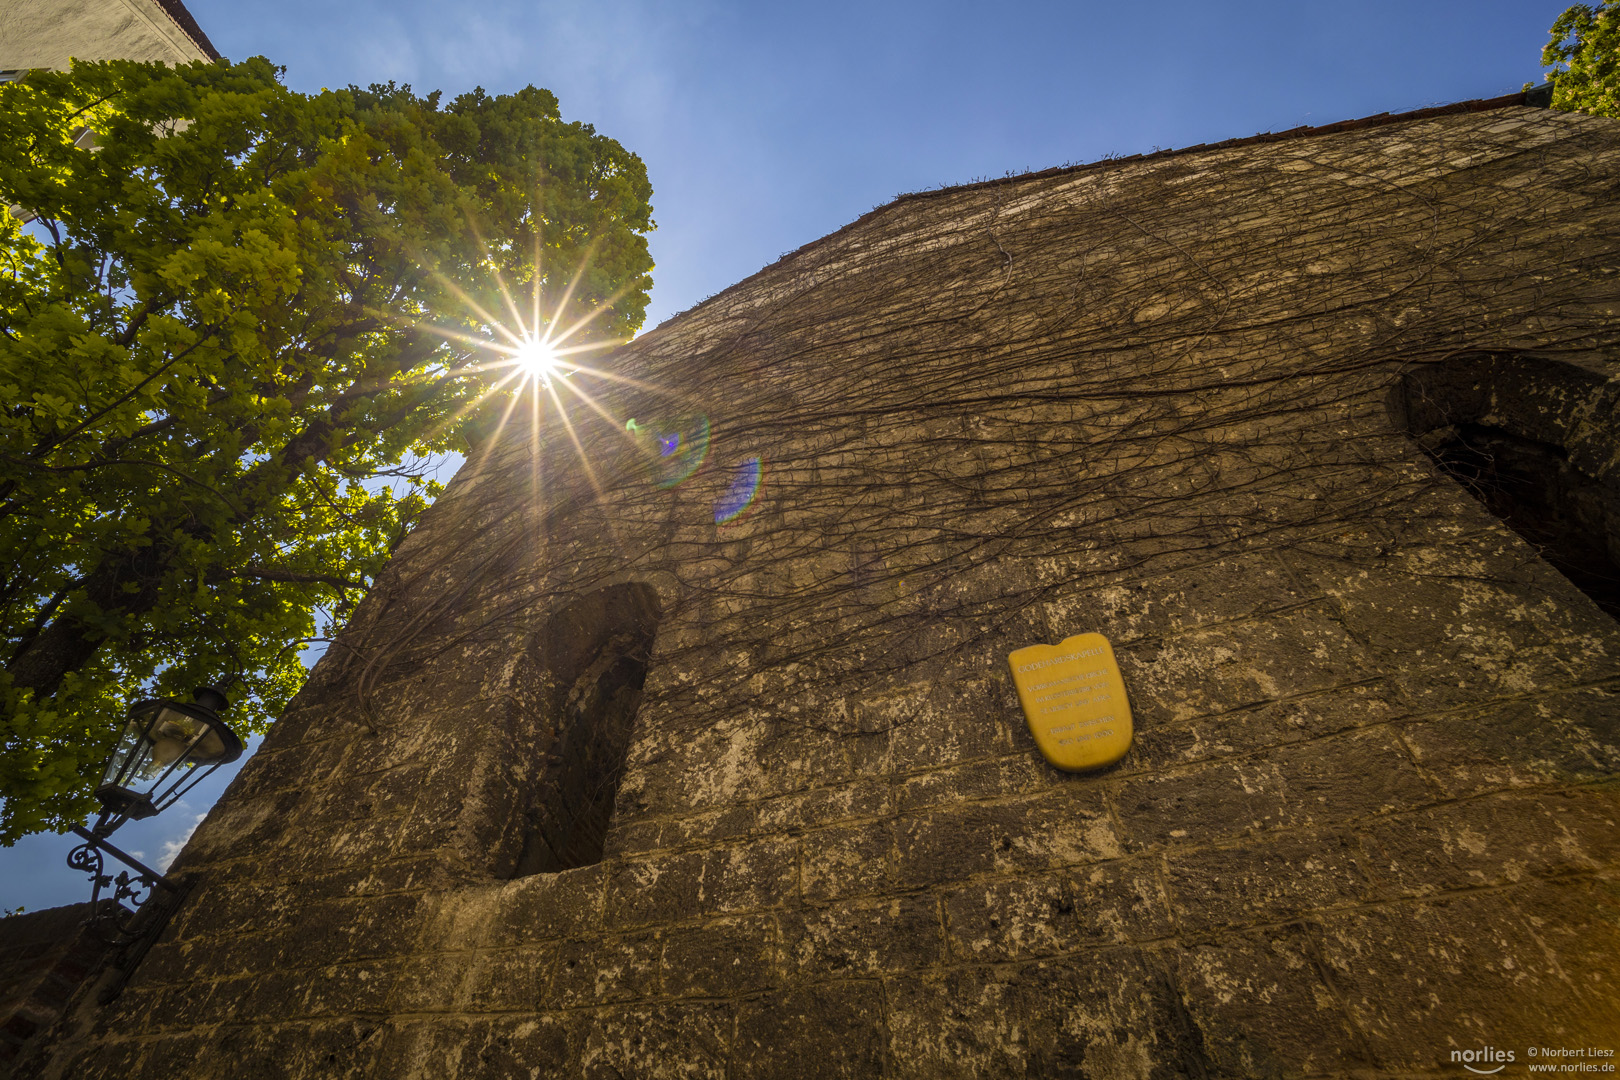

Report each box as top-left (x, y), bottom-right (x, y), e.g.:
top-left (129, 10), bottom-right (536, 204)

top-left (515, 335), bottom-right (561, 383)
top-left (412, 230), bottom-right (678, 514)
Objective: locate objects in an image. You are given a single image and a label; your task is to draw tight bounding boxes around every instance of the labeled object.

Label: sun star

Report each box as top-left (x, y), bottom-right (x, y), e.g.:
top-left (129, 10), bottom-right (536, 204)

top-left (515, 335), bottom-right (561, 384)
top-left (413, 234), bottom-right (677, 512)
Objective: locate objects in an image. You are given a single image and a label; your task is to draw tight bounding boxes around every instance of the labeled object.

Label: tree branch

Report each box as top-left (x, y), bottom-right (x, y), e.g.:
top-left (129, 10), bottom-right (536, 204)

top-left (233, 565), bottom-right (369, 589)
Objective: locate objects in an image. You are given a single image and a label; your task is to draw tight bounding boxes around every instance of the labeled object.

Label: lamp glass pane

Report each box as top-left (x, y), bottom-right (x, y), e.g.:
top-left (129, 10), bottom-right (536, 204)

top-left (99, 715), bottom-right (153, 789)
top-left (143, 706), bottom-right (217, 778)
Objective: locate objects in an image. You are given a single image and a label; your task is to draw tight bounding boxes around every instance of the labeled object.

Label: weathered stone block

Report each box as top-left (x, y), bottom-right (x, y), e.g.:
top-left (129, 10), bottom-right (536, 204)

top-left (301, 960), bottom-right (401, 1017)
top-left (799, 820), bottom-right (892, 904)
top-left (871, 677), bottom-right (1013, 775)
top-left (887, 951), bottom-right (1216, 1080)
top-left (154, 932), bottom-right (278, 990)
top-left (1265, 725), bottom-right (1436, 826)
top-left (466, 1015), bottom-right (582, 1080)
top-left (628, 716), bottom-right (772, 815)
top-left (844, 725), bottom-right (892, 778)
top-left (1067, 857), bottom-right (1176, 946)
top-left (1359, 788), bottom-right (1618, 898)
top-left (224, 738), bottom-right (346, 804)
top-left (1505, 872), bottom-right (1620, 1027)
top-left (600, 815), bottom-right (668, 858)
top-left (1402, 687), bottom-right (1620, 797)
top-left (466, 947), bottom-right (546, 1012)
top-left (943, 872), bottom-right (1078, 962)
top-left (895, 753), bottom-right (1049, 813)
top-left (361, 761), bottom-right (436, 817)
top-left (782, 896), bottom-right (944, 976)
top-left (181, 786), bottom-right (307, 866)
top-left (661, 914), bottom-right (781, 996)
top-left (1315, 892), bottom-right (1604, 1065)
top-left (1292, 537), bottom-right (1620, 711)
top-left (31, 1035), bottom-right (152, 1080)
top-left (893, 788), bottom-right (1120, 888)
top-left (1306, 531), bottom-right (1620, 671)
top-left (130, 933), bottom-right (230, 987)
top-left (485, 864), bottom-right (606, 946)
top-left (374, 1016), bottom-right (581, 1080)
top-left (304, 815), bottom-right (411, 872)
top-left (413, 886), bottom-right (501, 953)
top-left (1114, 757), bottom-right (1294, 850)
top-left (1164, 831), bottom-right (1372, 931)
top-left (1053, 551), bottom-right (1307, 645)
top-left (753, 776), bottom-right (892, 833)
top-left (601, 850), bottom-right (705, 930)
top-left (268, 894), bottom-right (426, 969)
top-left (309, 854), bottom-right (447, 898)
top-left (606, 803), bottom-right (760, 857)
top-left (387, 952), bottom-right (474, 1013)
top-left (1117, 606), bottom-right (1373, 726)
top-left (604, 838), bottom-right (798, 929)
top-left (1171, 925), bottom-right (1367, 1077)
top-left (542, 933), bottom-right (661, 1007)
top-left (732, 982), bottom-right (888, 1080)
top-left (884, 969), bottom-right (1030, 1080)
top-left (754, 720), bottom-right (856, 798)
top-left (578, 1001), bottom-right (733, 1080)
top-left (1125, 679), bottom-right (1406, 771)
top-left (142, 978), bottom-right (224, 1032)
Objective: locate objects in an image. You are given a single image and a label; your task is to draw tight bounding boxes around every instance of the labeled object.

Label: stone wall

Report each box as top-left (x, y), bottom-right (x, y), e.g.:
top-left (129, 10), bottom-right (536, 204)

top-left (17, 99), bottom-right (1620, 1078)
top-left (0, 904), bottom-right (115, 1071)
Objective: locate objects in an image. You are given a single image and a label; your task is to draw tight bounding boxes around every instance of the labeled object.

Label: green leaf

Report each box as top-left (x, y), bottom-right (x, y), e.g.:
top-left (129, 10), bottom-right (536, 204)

top-left (0, 57), bottom-right (653, 844)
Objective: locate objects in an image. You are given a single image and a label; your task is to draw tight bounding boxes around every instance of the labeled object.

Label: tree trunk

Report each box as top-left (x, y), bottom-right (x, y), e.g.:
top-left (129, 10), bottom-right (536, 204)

top-left (7, 548), bottom-right (162, 699)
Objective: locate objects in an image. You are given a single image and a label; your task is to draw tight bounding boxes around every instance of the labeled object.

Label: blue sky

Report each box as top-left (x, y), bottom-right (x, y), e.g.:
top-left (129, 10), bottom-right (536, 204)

top-left (201, 0), bottom-right (1570, 333)
top-left (1, 0), bottom-right (1571, 911)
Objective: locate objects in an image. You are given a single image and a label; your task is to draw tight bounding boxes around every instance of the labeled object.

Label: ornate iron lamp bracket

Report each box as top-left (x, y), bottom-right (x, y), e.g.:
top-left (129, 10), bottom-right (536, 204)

top-left (66, 824), bottom-right (194, 1003)
top-left (64, 686), bottom-right (240, 1001)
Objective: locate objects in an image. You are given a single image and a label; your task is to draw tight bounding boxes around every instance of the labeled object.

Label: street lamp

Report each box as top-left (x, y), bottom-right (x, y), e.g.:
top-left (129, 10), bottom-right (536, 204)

top-left (65, 686), bottom-right (243, 1001)
top-left (90, 686), bottom-right (243, 831)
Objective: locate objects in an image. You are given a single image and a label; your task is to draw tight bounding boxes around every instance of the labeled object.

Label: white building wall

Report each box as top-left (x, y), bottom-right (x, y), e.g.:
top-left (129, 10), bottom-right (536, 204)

top-left (0, 0), bottom-right (212, 70)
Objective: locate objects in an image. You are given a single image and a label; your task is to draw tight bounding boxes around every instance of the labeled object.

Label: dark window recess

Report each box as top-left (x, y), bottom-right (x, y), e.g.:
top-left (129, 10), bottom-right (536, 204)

top-left (510, 583), bottom-right (661, 877)
top-left (1413, 423), bottom-right (1620, 618)
top-left (1392, 354), bottom-right (1620, 621)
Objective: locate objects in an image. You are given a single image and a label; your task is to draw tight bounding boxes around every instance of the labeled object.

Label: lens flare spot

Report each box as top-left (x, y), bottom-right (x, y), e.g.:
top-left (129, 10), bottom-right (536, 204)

top-left (715, 457), bottom-right (763, 524)
top-left (633, 414), bottom-right (710, 488)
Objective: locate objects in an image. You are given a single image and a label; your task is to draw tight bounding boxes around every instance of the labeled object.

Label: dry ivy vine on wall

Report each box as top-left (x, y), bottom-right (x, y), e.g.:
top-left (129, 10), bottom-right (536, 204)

top-left (321, 114), bottom-right (1620, 753)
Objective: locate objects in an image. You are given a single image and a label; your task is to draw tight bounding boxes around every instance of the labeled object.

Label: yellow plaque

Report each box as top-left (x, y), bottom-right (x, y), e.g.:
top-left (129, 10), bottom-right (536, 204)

top-left (1008, 633), bottom-right (1133, 772)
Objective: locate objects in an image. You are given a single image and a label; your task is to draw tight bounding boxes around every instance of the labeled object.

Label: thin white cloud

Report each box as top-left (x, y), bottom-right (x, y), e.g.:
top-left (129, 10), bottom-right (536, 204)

top-left (157, 813), bottom-right (207, 872)
top-left (352, 16), bottom-right (423, 82)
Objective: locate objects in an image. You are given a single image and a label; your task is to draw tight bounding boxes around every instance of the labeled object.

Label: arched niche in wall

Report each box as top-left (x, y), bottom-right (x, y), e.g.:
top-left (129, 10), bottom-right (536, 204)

top-left (504, 582), bottom-right (662, 877)
top-left (1388, 351), bottom-right (1620, 619)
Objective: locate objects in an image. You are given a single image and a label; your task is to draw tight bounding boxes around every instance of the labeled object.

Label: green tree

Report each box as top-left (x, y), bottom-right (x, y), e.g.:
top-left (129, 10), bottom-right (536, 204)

top-left (1540, 1), bottom-right (1620, 116)
top-left (0, 57), bottom-right (654, 842)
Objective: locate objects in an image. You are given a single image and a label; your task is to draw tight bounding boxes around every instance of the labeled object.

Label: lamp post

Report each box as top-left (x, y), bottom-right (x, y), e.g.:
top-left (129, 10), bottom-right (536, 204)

top-left (65, 686), bottom-right (242, 1000)
top-left (85, 686), bottom-right (243, 831)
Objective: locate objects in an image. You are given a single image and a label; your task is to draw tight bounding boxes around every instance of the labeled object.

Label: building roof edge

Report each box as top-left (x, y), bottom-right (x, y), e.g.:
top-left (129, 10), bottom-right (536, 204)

top-left (635, 89), bottom-right (1554, 345)
top-left (149, 0), bottom-right (220, 61)
top-left (894, 89), bottom-right (1546, 205)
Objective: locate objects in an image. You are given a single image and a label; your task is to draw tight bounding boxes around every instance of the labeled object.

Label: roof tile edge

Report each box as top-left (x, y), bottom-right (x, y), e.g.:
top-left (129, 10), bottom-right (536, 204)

top-left (637, 90), bottom-right (1557, 343)
top-left (150, 0), bottom-right (220, 60)
top-left (893, 90), bottom-right (1550, 205)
